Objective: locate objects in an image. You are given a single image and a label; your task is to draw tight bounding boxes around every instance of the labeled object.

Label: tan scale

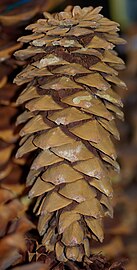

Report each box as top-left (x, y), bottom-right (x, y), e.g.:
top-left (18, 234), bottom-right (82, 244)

top-left (51, 38), bottom-right (82, 48)
top-left (18, 33), bottom-right (45, 43)
top-left (42, 228), bottom-right (55, 252)
top-left (46, 26), bottom-right (70, 36)
top-left (78, 20), bottom-right (99, 28)
top-left (31, 149), bottom-right (63, 169)
top-left (66, 27), bottom-right (92, 37)
top-left (105, 74), bottom-right (127, 89)
top-left (26, 169), bottom-right (41, 187)
top-left (41, 163), bottom-right (82, 185)
top-left (84, 217), bottom-right (104, 242)
top-left (95, 87), bottom-right (123, 107)
top-left (89, 61), bottom-right (118, 75)
top-left (59, 179), bottom-right (96, 202)
top-left (73, 157), bottom-right (107, 180)
top-left (100, 153), bottom-right (120, 172)
top-left (72, 198), bottom-right (104, 218)
top-left (90, 130), bottom-right (116, 160)
top-left (25, 95), bottom-right (62, 112)
top-left (41, 76), bottom-right (83, 91)
top-left (55, 242), bottom-right (67, 262)
top-left (100, 194), bottom-right (113, 218)
top-left (105, 101), bottom-right (124, 120)
top-left (51, 141), bottom-right (95, 162)
top-left (16, 84), bottom-right (40, 105)
top-left (99, 17), bottom-right (119, 27)
top-left (86, 35), bottom-right (114, 50)
top-left (95, 25), bottom-right (119, 33)
top-left (59, 211), bottom-right (81, 234)
top-left (19, 115), bottom-right (51, 136)
top-left (16, 111), bottom-right (34, 125)
top-left (69, 120), bottom-right (106, 143)
top-left (48, 107), bottom-right (91, 125)
top-left (41, 191), bottom-right (72, 213)
top-left (52, 63), bottom-right (91, 76)
top-left (62, 221), bottom-right (84, 246)
top-left (14, 65), bottom-right (52, 85)
top-left (72, 48), bottom-right (103, 59)
top-left (29, 177), bottom-right (54, 198)
top-left (89, 177), bottom-right (113, 197)
top-left (75, 73), bottom-right (110, 91)
top-left (104, 33), bottom-right (126, 45)
top-left (16, 135), bottom-right (37, 158)
top-left (61, 91), bottom-right (114, 120)
top-left (98, 118), bottom-right (120, 140)
top-left (33, 127), bottom-right (74, 150)
top-left (66, 246), bottom-right (82, 262)
top-left (32, 36), bottom-right (60, 47)
top-left (38, 212), bottom-right (53, 236)
top-left (14, 46), bottom-right (44, 60)
top-left (102, 50), bottom-right (125, 65)
top-left (32, 54), bottom-right (69, 68)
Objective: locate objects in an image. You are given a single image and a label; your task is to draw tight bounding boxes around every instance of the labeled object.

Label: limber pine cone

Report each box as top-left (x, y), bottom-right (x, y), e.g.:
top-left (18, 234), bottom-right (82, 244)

top-left (14, 5), bottom-right (127, 262)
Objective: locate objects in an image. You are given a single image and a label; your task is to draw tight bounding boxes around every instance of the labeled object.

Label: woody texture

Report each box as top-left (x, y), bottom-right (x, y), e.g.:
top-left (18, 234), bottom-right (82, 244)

top-left (14, 5), bottom-right (126, 262)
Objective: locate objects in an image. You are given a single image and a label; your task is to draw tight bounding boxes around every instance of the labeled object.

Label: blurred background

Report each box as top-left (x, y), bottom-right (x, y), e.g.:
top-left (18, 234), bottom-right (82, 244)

top-left (0, 1), bottom-right (137, 270)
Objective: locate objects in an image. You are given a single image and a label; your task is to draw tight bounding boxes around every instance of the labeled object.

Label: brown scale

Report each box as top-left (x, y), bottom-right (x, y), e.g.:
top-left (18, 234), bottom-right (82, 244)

top-left (14, 5), bottom-right (126, 263)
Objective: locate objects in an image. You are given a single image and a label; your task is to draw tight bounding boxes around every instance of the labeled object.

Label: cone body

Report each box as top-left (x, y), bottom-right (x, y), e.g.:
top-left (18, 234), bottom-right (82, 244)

top-left (15, 6), bottom-right (126, 262)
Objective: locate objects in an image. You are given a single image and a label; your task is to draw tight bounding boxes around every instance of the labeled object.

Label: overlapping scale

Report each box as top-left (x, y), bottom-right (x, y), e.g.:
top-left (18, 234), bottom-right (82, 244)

top-left (41, 163), bottom-right (82, 185)
top-left (29, 177), bottom-right (54, 197)
top-left (14, 5), bottom-right (126, 262)
top-left (61, 91), bottom-right (113, 120)
top-left (52, 63), bottom-right (90, 76)
top-left (48, 107), bottom-right (91, 125)
top-left (19, 115), bottom-right (51, 136)
top-left (25, 95), bottom-right (62, 112)
top-left (86, 35), bottom-right (114, 50)
top-left (16, 84), bottom-right (40, 105)
top-left (33, 127), bottom-right (74, 150)
top-left (75, 73), bottom-right (110, 91)
top-left (31, 149), bottom-right (63, 169)
top-left (41, 191), bottom-right (72, 213)
top-left (16, 135), bottom-right (37, 158)
top-left (51, 141), bottom-right (94, 162)
top-left (59, 212), bottom-right (81, 234)
top-left (41, 76), bottom-right (83, 91)
top-left (89, 177), bottom-right (113, 197)
top-left (59, 179), bottom-right (96, 202)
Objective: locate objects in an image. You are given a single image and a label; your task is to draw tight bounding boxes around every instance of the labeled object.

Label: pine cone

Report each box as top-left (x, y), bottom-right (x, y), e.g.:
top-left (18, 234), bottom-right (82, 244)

top-left (0, 186), bottom-right (34, 270)
top-left (14, 5), bottom-right (126, 262)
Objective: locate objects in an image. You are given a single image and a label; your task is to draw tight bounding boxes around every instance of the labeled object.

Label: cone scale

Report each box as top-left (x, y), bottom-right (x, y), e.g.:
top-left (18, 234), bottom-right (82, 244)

top-left (14, 6), bottom-right (126, 262)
